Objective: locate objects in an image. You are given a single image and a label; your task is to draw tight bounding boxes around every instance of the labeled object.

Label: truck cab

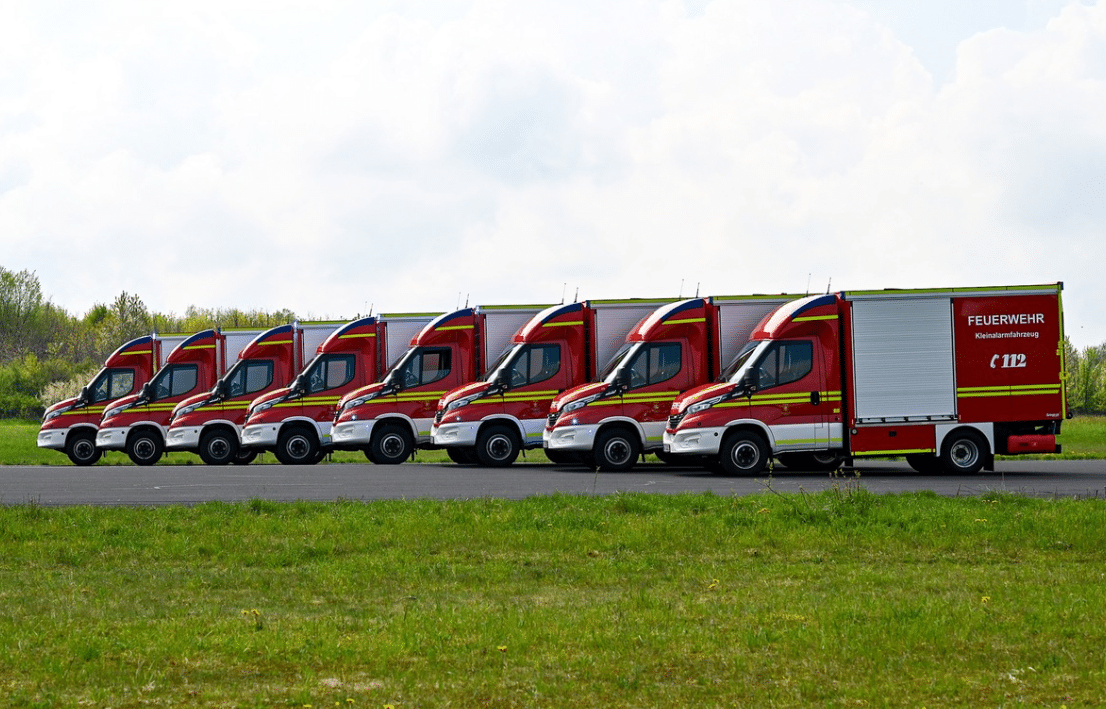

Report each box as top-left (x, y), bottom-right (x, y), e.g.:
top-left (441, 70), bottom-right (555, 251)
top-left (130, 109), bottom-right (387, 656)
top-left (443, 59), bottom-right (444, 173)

top-left (432, 302), bottom-right (588, 466)
top-left (664, 294), bottom-right (844, 474)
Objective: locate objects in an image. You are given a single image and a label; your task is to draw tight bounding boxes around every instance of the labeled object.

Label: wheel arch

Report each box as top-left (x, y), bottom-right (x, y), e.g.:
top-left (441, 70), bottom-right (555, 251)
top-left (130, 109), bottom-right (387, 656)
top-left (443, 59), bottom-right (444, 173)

top-left (595, 417), bottom-right (647, 447)
top-left (721, 419), bottom-right (775, 451)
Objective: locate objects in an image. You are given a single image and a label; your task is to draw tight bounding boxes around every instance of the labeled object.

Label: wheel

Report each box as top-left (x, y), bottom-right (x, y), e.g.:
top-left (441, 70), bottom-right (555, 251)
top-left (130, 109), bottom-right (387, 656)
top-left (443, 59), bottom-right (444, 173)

top-left (940, 430), bottom-right (987, 475)
top-left (232, 449), bottom-right (257, 465)
top-left (776, 452), bottom-right (843, 471)
top-left (544, 449), bottom-right (585, 466)
top-left (716, 431), bottom-right (769, 476)
top-left (65, 429), bottom-right (101, 466)
top-left (906, 453), bottom-right (943, 474)
top-left (447, 447), bottom-right (479, 465)
top-left (126, 429), bottom-right (164, 466)
top-left (198, 429), bottom-right (237, 466)
top-left (274, 426), bottom-right (320, 465)
top-left (592, 428), bottom-right (640, 472)
top-left (370, 424), bottom-right (413, 465)
top-left (475, 424), bottom-right (520, 467)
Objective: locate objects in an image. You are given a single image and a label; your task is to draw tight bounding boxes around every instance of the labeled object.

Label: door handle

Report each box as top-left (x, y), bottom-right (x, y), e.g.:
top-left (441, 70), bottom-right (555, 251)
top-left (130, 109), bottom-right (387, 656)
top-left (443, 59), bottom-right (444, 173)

top-left (810, 391), bottom-right (821, 405)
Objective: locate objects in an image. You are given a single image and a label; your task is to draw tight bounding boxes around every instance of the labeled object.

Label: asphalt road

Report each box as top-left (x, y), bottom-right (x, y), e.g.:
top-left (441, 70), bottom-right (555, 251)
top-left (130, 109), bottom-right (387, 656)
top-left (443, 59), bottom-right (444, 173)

top-left (2, 459), bottom-right (1104, 506)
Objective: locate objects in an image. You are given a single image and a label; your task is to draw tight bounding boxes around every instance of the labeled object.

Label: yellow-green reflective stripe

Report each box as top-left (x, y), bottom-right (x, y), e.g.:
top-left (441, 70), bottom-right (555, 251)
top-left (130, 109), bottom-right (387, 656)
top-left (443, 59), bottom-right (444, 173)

top-left (260, 339), bottom-right (294, 345)
top-left (793, 314), bottom-right (838, 322)
top-left (183, 344), bottom-right (216, 350)
top-left (437, 325), bottom-right (474, 331)
top-left (339, 332), bottom-right (376, 338)
top-left (126, 349), bottom-right (153, 355)
top-left (542, 320), bottom-right (584, 327)
top-left (663, 317), bottom-right (706, 325)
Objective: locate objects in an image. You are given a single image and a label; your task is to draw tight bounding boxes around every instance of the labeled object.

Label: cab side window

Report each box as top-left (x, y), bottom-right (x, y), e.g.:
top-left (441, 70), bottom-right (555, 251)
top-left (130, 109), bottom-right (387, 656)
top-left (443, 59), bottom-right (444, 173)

top-left (510, 344), bottom-right (560, 387)
top-left (627, 343), bottom-right (682, 388)
top-left (756, 342), bottom-right (813, 389)
top-left (155, 365), bottom-right (199, 399)
top-left (309, 354), bottom-right (356, 393)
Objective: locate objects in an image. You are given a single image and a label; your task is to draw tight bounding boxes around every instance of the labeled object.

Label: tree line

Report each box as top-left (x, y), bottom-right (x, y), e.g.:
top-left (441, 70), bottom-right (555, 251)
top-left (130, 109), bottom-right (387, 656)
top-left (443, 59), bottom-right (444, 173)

top-left (1, 266), bottom-right (305, 419)
top-left (2, 265), bottom-right (1105, 419)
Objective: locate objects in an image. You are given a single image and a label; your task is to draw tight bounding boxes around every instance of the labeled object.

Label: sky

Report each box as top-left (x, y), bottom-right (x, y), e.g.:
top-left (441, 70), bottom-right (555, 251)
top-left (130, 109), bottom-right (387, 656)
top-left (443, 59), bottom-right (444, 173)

top-left (1, 0), bottom-right (1104, 348)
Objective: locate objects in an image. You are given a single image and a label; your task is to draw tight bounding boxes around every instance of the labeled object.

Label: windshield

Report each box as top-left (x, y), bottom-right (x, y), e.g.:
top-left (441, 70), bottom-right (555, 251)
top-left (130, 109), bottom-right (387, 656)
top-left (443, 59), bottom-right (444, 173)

top-left (720, 340), bottom-right (766, 383)
top-left (480, 344), bottom-right (522, 382)
top-left (599, 343), bottom-right (637, 383)
top-left (382, 348), bottom-right (418, 388)
top-left (218, 359), bottom-right (245, 391)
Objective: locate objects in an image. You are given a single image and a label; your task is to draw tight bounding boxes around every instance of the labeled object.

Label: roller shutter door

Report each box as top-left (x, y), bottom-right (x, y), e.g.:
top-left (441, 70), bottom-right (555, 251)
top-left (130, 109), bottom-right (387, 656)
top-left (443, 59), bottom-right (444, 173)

top-left (850, 297), bottom-right (956, 422)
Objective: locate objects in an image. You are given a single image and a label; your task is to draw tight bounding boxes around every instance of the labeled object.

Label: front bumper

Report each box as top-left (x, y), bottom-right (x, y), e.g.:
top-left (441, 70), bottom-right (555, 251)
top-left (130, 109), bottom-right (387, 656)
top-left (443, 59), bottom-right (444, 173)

top-left (663, 426), bottom-right (727, 456)
top-left (332, 419), bottom-right (376, 449)
top-left (96, 427), bottom-right (129, 451)
top-left (543, 424), bottom-right (598, 452)
top-left (165, 426), bottom-right (203, 451)
top-left (431, 420), bottom-right (479, 448)
top-left (241, 423), bottom-right (280, 449)
top-left (37, 428), bottom-right (70, 451)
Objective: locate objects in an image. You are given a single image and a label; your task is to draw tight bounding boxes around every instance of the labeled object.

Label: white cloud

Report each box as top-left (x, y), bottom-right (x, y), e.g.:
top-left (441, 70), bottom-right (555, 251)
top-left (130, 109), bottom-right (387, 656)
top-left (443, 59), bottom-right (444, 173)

top-left (0, 0), bottom-right (1104, 348)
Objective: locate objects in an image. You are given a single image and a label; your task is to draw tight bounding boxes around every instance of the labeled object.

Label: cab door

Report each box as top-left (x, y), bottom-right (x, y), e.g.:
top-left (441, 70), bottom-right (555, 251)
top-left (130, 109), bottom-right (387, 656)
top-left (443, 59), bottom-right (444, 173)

top-left (747, 339), bottom-right (831, 452)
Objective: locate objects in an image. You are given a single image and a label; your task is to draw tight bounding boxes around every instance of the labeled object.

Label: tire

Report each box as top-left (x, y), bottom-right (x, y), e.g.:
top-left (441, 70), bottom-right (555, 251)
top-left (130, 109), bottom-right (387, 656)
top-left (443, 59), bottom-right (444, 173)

top-left (940, 430), bottom-right (987, 475)
top-left (447, 447), bottom-right (479, 465)
top-left (716, 431), bottom-right (769, 476)
top-left (198, 429), bottom-right (237, 466)
top-left (232, 449), bottom-right (257, 465)
top-left (776, 452), bottom-right (843, 472)
top-left (126, 429), bottom-right (164, 467)
top-left (592, 428), bottom-right (640, 472)
top-left (475, 424), bottom-right (520, 467)
top-left (65, 429), bottom-right (101, 466)
top-left (905, 453), bottom-right (943, 475)
top-left (274, 426), bottom-right (320, 465)
top-left (370, 424), bottom-right (413, 465)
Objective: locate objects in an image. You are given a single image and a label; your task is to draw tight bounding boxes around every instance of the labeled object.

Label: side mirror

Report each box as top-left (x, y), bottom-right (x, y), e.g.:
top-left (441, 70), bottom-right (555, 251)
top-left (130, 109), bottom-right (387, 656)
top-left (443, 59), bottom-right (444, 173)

top-left (739, 372), bottom-right (758, 395)
top-left (291, 374), bottom-right (307, 395)
top-left (139, 382), bottom-right (153, 402)
top-left (77, 386), bottom-right (89, 405)
top-left (212, 380), bottom-right (227, 400)
top-left (615, 369), bottom-right (632, 392)
top-left (494, 370), bottom-right (511, 391)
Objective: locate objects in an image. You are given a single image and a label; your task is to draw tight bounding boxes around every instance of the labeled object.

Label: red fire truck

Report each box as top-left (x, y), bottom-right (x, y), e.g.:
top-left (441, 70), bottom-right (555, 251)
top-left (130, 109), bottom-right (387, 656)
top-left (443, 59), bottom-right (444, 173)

top-left (37, 332), bottom-right (189, 465)
top-left (663, 283), bottom-right (1068, 475)
top-left (240, 313), bottom-right (438, 465)
top-left (431, 298), bottom-right (676, 467)
top-left (96, 328), bottom-right (265, 466)
top-left (164, 322), bottom-right (342, 465)
top-left (544, 294), bottom-right (794, 471)
top-left (331, 304), bottom-right (550, 464)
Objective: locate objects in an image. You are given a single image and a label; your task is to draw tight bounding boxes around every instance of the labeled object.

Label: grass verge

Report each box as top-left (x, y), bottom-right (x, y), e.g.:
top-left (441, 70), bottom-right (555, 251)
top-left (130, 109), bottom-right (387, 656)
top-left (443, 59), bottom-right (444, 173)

top-left (2, 491), bottom-right (1105, 707)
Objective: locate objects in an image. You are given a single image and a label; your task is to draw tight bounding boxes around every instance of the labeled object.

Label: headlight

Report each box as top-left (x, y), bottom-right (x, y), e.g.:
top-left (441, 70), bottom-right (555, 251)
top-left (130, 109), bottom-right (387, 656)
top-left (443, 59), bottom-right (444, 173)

top-left (446, 395), bottom-right (480, 412)
top-left (687, 395), bottom-right (727, 415)
top-left (103, 404), bottom-right (129, 420)
top-left (562, 393), bottom-right (600, 413)
top-left (342, 394), bottom-right (372, 413)
top-left (248, 401), bottom-right (275, 418)
top-left (44, 406), bottom-right (71, 422)
top-left (171, 402), bottom-right (201, 423)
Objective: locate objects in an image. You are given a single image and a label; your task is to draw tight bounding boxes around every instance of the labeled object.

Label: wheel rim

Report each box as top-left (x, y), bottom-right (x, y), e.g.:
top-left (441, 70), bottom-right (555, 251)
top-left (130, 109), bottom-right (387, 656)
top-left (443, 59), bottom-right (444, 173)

top-left (207, 437), bottom-right (231, 460)
top-left (949, 439), bottom-right (979, 469)
top-left (486, 434), bottom-right (513, 462)
top-left (286, 435), bottom-right (310, 460)
top-left (133, 438), bottom-right (156, 461)
top-left (730, 441), bottom-right (760, 470)
top-left (602, 437), bottom-right (633, 466)
top-left (380, 433), bottom-right (406, 459)
top-left (72, 438), bottom-right (96, 462)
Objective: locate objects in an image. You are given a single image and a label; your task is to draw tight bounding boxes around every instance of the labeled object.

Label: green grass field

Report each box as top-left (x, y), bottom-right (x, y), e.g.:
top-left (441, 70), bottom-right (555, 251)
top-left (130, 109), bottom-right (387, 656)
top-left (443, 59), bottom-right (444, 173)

top-left (4, 415), bottom-right (1104, 466)
top-left (2, 491), bottom-right (1105, 707)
